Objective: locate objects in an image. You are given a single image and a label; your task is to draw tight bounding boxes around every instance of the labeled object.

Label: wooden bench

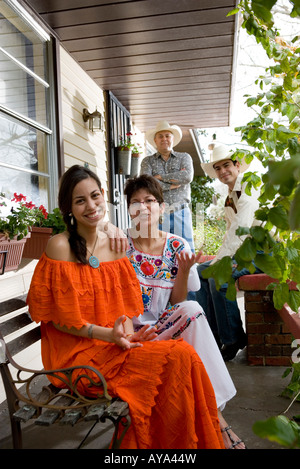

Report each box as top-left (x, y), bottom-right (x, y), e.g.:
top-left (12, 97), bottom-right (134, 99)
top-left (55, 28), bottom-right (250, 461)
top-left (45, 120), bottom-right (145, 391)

top-left (0, 295), bottom-right (130, 449)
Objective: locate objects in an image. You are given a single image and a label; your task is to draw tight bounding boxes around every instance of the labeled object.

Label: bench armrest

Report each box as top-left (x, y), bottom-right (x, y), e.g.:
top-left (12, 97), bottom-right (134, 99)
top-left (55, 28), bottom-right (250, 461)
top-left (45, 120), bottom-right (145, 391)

top-left (2, 347), bottom-right (112, 412)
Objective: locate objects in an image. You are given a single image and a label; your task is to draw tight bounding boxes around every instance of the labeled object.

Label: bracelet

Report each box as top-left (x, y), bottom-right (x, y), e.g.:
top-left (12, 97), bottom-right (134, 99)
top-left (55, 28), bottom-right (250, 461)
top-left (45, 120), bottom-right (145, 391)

top-left (88, 324), bottom-right (95, 339)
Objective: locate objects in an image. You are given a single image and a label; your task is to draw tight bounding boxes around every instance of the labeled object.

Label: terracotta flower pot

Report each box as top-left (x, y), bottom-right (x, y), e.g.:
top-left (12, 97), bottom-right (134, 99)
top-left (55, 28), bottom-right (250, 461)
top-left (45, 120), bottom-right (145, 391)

top-left (22, 226), bottom-right (53, 259)
top-left (0, 233), bottom-right (31, 274)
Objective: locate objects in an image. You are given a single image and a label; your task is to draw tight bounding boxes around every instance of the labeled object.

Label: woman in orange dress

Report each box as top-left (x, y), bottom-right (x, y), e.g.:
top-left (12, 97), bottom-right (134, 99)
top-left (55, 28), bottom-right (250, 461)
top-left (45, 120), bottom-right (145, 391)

top-left (27, 165), bottom-right (224, 449)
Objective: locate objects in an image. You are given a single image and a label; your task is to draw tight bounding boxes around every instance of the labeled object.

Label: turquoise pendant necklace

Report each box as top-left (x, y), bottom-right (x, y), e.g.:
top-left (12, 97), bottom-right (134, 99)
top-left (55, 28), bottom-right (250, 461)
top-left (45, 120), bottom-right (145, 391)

top-left (87, 235), bottom-right (100, 269)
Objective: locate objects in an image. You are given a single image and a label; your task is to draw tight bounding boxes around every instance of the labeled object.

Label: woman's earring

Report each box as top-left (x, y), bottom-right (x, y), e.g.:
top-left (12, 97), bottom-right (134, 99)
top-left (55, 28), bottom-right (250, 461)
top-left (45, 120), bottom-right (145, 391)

top-left (69, 213), bottom-right (74, 226)
top-left (159, 204), bottom-right (165, 225)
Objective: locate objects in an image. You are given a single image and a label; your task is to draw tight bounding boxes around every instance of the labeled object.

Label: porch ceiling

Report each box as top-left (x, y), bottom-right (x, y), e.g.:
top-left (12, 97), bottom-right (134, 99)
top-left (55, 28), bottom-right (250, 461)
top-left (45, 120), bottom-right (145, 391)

top-left (24, 0), bottom-right (239, 174)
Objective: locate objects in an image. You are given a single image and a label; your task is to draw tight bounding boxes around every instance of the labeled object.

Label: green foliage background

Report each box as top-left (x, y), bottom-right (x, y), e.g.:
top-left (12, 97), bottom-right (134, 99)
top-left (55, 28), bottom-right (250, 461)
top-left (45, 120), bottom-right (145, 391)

top-left (190, 175), bottom-right (227, 255)
top-left (220, 0), bottom-right (300, 448)
top-left (203, 0), bottom-right (300, 315)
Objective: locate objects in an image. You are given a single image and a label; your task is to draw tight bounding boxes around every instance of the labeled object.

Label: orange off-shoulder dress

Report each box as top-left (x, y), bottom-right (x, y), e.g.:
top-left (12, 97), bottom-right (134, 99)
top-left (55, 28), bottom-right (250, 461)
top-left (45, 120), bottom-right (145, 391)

top-left (27, 253), bottom-right (224, 449)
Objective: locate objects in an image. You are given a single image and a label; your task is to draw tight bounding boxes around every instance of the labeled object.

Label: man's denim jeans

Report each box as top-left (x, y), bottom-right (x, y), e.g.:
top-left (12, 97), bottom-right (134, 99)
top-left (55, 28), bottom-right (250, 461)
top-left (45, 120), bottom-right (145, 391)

top-left (195, 259), bottom-right (261, 345)
top-left (160, 206), bottom-right (195, 252)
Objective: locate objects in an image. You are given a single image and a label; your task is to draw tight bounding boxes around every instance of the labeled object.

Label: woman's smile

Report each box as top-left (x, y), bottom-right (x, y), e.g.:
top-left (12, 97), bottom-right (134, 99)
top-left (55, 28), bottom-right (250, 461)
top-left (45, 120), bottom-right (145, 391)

top-left (72, 177), bottom-right (106, 229)
top-left (85, 207), bottom-right (103, 220)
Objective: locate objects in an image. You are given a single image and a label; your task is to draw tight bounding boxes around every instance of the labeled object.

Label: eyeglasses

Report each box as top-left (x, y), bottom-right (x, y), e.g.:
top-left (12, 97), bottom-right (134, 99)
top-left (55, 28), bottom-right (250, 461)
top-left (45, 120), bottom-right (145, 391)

top-left (129, 198), bottom-right (158, 210)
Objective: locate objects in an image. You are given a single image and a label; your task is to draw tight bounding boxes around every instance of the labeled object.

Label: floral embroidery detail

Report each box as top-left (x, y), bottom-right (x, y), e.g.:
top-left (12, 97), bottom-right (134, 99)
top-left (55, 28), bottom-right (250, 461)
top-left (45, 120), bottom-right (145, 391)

top-left (141, 261), bottom-right (154, 275)
top-left (171, 312), bottom-right (203, 339)
top-left (154, 304), bottom-right (181, 328)
top-left (127, 234), bottom-right (186, 316)
top-left (128, 234), bottom-right (185, 282)
top-left (152, 304), bottom-right (204, 338)
top-left (171, 239), bottom-right (180, 249)
top-left (141, 286), bottom-right (152, 307)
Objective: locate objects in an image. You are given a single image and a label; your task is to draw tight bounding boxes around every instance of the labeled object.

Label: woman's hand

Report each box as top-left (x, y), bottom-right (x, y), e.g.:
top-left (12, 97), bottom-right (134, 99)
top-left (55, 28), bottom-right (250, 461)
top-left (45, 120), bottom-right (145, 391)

top-left (98, 222), bottom-right (128, 252)
top-left (170, 250), bottom-right (202, 305)
top-left (176, 250), bottom-right (203, 274)
top-left (112, 316), bottom-right (157, 350)
top-left (130, 324), bottom-right (157, 343)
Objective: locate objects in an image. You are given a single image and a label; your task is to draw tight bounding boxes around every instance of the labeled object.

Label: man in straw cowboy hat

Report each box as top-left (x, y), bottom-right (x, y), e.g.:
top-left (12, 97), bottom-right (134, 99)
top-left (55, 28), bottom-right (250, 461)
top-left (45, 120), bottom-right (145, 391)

top-left (141, 120), bottom-right (195, 251)
top-left (195, 142), bottom-right (261, 361)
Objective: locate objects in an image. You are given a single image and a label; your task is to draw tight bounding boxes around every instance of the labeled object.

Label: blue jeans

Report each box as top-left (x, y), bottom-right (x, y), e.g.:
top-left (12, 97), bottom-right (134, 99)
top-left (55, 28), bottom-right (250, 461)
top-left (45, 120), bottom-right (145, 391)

top-left (159, 206), bottom-right (195, 252)
top-left (195, 259), bottom-right (261, 345)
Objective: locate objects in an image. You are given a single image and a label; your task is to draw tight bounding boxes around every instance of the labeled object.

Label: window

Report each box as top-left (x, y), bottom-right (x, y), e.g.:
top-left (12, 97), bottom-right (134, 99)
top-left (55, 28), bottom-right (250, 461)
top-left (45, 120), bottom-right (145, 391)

top-left (0, 0), bottom-right (59, 209)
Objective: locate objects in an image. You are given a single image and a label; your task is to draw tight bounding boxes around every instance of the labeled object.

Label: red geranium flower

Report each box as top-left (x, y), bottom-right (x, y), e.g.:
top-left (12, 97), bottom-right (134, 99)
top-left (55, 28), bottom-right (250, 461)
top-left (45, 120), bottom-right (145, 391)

top-left (39, 205), bottom-right (48, 219)
top-left (12, 193), bottom-right (26, 202)
top-left (24, 201), bottom-right (36, 209)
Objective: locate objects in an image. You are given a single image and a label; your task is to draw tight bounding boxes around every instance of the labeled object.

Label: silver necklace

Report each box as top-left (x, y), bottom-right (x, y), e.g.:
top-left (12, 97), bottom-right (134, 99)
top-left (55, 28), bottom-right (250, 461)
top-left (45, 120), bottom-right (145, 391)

top-left (86, 235), bottom-right (100, 269)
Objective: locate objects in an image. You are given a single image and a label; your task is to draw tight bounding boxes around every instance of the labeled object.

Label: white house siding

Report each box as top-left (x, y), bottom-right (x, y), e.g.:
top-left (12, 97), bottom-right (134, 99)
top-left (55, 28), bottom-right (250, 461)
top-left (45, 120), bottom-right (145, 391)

top-left (60, 47), bottom-right (109, 194)
top-left (0, 45), bottom-right (109, 404)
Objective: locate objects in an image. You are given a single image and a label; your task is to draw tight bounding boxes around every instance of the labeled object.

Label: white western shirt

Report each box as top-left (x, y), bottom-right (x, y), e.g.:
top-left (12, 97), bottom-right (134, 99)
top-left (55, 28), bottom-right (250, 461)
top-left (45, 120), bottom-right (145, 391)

top-left (212, 174), bottom-right (260, 264)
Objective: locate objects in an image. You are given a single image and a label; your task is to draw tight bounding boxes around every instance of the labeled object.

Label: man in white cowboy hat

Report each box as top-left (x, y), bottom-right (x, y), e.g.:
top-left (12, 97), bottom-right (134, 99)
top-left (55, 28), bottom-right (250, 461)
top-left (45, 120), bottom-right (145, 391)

top-left (141, 120), bottom-right (195, 251)
top-left (195, 142), bottom-right (261, 361)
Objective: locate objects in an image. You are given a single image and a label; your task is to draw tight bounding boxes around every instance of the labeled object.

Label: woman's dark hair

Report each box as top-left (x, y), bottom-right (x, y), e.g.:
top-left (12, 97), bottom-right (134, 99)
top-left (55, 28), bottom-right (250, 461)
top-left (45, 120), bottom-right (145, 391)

top-left (58, 165), bottom-right (102, 264)
top-left (124, 174), bottom-right (164, 208)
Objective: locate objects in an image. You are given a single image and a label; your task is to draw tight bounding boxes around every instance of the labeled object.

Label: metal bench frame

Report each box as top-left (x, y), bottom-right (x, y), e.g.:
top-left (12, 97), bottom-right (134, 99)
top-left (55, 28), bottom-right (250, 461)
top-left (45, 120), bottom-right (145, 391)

top-left (0, 295), bottom-right (130, 449)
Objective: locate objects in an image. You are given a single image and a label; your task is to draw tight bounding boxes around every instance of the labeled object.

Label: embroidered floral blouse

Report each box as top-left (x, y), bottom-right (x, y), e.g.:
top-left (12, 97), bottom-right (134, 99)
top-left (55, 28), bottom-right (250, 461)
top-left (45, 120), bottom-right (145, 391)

top-left (127, 232), bottom-right (200, 325)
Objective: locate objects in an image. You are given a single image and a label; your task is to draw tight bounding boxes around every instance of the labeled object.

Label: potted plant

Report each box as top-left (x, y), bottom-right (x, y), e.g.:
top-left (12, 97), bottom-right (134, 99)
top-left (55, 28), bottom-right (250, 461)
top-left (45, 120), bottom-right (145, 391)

top-left (0, 192), bottom-right (66, 271)
top-left (130, 143), bottom-right (143, 178)
top-left (39, 207), bottom-right (66, 235)
top-left (0, 192), bottom-right (35, 273)
top-left (117, 132), bottom-right (133, 175)
top-left (23, 207), bottom-right (66, 259)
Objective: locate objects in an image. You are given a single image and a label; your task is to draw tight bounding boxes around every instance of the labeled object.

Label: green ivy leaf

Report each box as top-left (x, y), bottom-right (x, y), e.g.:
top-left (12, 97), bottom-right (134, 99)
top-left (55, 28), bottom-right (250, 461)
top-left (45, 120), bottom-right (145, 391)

top-left (291, 5), bottom-right (300, 18)
top-left (253, 416), bottom-right (300, 447)
top-left (235, 226), bottom-right (250, 236)
top-left (289, 185), bottom-right (300, 231)
top-left (289, 290), bottom-right (300, 312)
top-left (268, 205), bottom-right (289, 230)
top-left (250, 226), bottom-right (266, 243)
top-left (254, 253), bottom-right (283, 279)
top-left (286, 247), bottom-right (299, 263)
top-left (278, 179), bottom-right (296, 197)
top-left (226, 7), bottom-right (240, 16)
top-left (273, 283), bottom-right (290, 309)
top-left (251, 0), bottom-right (276, 26)
top-left (226, 277), bottom-right (237, 301)
top-left (259, 182), bottom-right (278, 202)
top-left (265, 138), bottom-right (276, 153)
top-left (285, 104), bottom-right (300, 123)
top-left (236, 237), bottom-right (257, 262)
top-left (246, 96), bottom-right (258, 107)
top-left (255, 209), bottom-right (268, 221)
top-left (201, 256), bottom-right (232, 288)
top-left (288, 137), bottom-right (300, 155)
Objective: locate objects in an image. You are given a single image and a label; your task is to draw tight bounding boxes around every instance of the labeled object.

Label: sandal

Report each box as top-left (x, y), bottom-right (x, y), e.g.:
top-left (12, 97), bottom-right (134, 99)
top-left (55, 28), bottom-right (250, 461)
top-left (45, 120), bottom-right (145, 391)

top-left (221, 426), bottom-right (247, 449)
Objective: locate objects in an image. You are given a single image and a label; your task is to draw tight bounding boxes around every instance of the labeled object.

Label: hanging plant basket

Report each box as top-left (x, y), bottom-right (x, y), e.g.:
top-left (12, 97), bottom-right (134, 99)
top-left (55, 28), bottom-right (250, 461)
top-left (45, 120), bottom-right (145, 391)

top-left (0, 233), bottom-right (31, 274)
top-left (117, 149), bottom-right (132, 175)
top-left (22, 226), bottom-right (53, 259)
top-left (130, 154), bottom-right (141, 178)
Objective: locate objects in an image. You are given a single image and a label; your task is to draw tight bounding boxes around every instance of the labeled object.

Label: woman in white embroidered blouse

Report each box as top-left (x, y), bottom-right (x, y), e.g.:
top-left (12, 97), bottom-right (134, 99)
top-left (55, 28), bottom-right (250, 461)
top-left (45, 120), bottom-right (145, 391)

top-left (124, 174), bottom-right (246, 450)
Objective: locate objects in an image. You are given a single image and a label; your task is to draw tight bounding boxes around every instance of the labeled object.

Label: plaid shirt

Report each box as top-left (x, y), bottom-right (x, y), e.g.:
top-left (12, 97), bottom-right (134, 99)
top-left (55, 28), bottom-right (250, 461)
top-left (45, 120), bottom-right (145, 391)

top-left (140, 151), bottom-right (194, 208)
